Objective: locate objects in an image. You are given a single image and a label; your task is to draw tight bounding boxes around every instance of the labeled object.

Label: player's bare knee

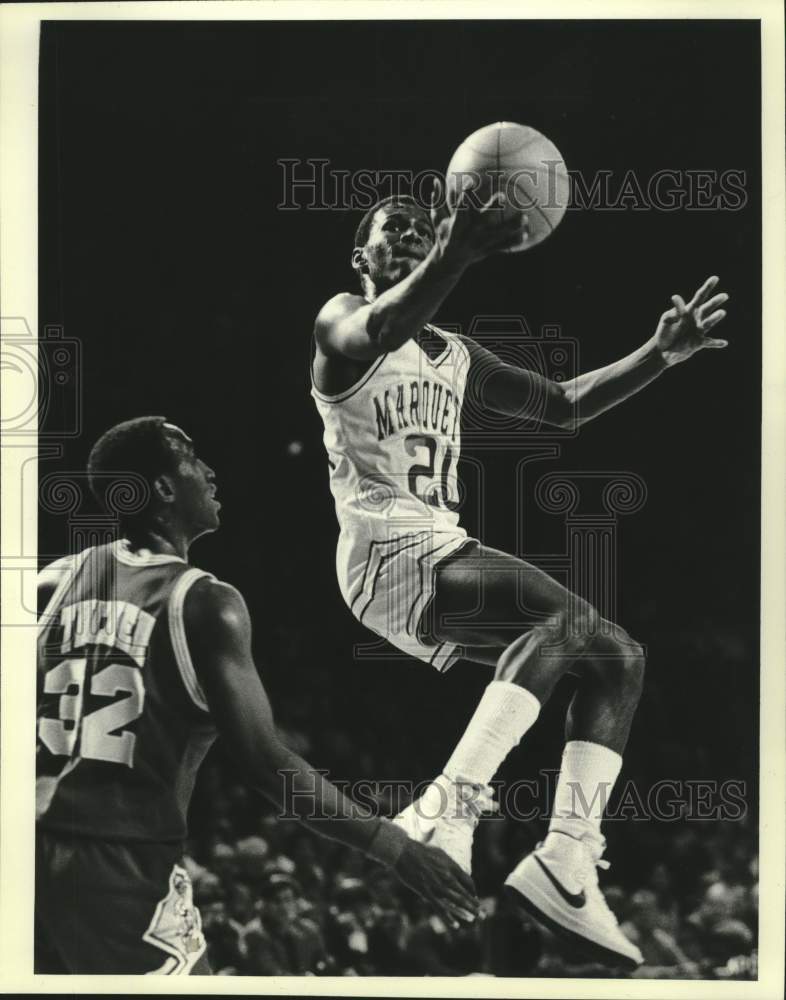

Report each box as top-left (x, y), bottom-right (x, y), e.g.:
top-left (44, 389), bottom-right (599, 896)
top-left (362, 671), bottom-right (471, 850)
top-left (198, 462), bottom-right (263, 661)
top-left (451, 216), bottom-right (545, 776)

top-left (495, 623), bottom-right (564, 684)
top-left (565, 603), bottom-right (602, 651)
top-left (606, 634), bottom-right (646, 699)
top-left (625, 639), bottom-right (646, 694)
top-left (495, 630), bottom-right (538, 683)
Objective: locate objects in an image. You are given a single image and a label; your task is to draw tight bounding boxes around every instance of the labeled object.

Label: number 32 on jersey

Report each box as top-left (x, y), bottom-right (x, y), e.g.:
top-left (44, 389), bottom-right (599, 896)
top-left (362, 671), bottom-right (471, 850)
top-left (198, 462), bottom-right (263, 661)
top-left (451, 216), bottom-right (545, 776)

top-left (38, 659), bottom-right (145, 767)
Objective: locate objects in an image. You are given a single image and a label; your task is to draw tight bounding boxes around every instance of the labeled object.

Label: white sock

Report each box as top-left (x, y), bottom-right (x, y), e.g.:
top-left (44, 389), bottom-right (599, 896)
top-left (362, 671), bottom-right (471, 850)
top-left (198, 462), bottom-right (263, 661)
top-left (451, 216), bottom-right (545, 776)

top-left (547, 740), bottom-right (622, 847)
top-left (443, 681), bottom-right (541, 787)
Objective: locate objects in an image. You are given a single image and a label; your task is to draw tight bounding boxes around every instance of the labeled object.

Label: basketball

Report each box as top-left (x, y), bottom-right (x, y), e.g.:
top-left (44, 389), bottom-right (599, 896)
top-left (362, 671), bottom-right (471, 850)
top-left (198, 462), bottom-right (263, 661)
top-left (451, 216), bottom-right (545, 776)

top-left (445, 121), bottom-right (570, 252)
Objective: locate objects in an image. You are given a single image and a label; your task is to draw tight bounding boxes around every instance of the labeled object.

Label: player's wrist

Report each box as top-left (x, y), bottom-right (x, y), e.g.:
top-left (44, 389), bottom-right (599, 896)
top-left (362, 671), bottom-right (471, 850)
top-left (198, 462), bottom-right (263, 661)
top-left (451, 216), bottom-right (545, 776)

top-left (365, 818), bottom-right (410, 868)
top-left (647, 334), bottom-right (673, 370)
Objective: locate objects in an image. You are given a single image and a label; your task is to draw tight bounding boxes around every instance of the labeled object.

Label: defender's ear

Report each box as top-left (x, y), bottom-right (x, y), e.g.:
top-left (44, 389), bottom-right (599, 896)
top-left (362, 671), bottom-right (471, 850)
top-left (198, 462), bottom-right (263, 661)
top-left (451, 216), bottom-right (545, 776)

top-left (351, 248), bottom-right (369, 274)
top-left (153, 474), bottom-right (176, 505)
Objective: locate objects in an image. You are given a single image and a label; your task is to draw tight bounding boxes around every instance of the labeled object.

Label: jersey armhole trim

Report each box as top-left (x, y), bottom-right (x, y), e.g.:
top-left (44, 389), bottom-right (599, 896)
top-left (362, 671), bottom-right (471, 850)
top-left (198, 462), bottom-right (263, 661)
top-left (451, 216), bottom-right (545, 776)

top-left (451, 331), bottom-right (473, 374)
top-left (310, 349), bottom-right (389, 404)
top-left (169, 569), bottom-right (214, 714)
top-left (422, 324), bottom-right (454, 368)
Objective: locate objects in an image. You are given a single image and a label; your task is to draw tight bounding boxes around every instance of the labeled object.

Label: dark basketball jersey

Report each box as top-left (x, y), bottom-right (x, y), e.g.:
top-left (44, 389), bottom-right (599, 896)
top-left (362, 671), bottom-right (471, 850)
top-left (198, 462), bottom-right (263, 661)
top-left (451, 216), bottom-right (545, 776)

top-left (36, 540), bottom-right (218, 843)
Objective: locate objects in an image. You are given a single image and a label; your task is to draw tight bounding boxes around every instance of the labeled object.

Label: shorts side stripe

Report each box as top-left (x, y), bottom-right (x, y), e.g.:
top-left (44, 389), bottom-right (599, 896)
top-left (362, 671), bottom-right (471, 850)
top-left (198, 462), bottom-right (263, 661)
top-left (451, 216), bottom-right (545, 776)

top-left (357, 535), bottom-right (432, 626)
top-left (350, 531), bottom-right (430, 618)
top-left (143, 864), bottom-right (206, 975)
top-left (350, 541), bottom-right (379, 617)
top-left (405, 537), bottom-right (464, 637)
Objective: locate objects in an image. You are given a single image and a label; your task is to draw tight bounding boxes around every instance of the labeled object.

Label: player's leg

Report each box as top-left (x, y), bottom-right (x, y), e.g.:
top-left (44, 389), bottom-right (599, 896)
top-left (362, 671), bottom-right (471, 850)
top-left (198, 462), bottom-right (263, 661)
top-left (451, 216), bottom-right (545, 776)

top-left (401, 543), bottom-right (644, 967)
top-left (420, 543), bottom-right (643, 787)
top-left (394, 543), bottom-right (600, 863)
top-left (34, 833), bottom-right (209, 974)
top-left (458, 625), bottom-right (643, 844)
top-left (498, 623), bottom-right (642, 968)
top-left (34, 833), bottom-right (70, 974)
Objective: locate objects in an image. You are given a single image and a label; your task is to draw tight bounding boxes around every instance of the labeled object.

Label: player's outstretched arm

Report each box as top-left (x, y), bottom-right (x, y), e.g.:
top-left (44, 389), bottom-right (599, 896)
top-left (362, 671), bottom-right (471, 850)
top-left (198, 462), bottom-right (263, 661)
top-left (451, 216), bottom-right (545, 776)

top-left (461, 275), bottom-right (729, 430)
top-left (315, 186), bottom-right (523, 362)
top-left (183, 578), bottom-right (479, 926)
top-left (558, 275), bottom-right (729, 426)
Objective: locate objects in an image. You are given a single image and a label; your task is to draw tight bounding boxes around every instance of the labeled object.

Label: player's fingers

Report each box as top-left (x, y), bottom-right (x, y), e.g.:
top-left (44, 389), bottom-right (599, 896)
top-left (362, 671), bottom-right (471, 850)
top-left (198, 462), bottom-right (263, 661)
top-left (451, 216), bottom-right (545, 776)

top-left (445, 879), bottom-right (479, 912)
top-left (447, 182), bottom-right (467, 216)
top-left (445, 177), bottom-right (463, 214)
top-left (450, 864), bottom-right (478, 896)
top-left (483, 214), bottom-right (526, 251)
top-left (702, 337), bottom-right (729, 349)
top-left (431, 180), bottom-right (451, 229)
top-left (697, 292), bottom-right (729, 318)
top-left (435, 861), bottom-right (478, 903)
top-left (429, 894), bottom-right (462, 930)
top-left (670, 294), bottom-right (687, 315)
top-left (661, 307), bottom-right (680, 325)
top-left (479, 190), bottom-right (507, 214)
top-left (688, 274), bottom-right (720, 309)
top-left (435, 860), bottom-right (478, 905)
top-left (700, 309), bottom-right (727, 332)
top-left (439, 888), bottom-right (478, 922)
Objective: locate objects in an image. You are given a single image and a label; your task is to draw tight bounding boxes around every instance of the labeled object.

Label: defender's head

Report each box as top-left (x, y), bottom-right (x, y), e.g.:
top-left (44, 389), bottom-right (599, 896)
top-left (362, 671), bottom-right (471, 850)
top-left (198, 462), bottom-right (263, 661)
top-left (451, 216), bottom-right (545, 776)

top-left (352, 195), bottom-right (434, 297)
top-left (87, 416), bottom-right (220, 543)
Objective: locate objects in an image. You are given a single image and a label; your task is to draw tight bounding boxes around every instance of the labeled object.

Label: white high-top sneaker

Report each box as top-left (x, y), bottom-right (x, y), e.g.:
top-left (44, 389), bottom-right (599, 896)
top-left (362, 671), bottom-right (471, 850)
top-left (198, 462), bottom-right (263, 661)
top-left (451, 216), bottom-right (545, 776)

top-left (504, 831), bottom-right (643, 970)
top-left (392, 774), bottom-right (497, 875)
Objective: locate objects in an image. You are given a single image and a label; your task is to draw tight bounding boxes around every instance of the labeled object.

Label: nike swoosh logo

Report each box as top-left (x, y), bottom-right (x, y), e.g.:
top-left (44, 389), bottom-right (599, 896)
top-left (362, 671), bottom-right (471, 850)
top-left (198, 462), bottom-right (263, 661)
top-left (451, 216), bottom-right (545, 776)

top-left (534, 855), bottom-right (586, 908)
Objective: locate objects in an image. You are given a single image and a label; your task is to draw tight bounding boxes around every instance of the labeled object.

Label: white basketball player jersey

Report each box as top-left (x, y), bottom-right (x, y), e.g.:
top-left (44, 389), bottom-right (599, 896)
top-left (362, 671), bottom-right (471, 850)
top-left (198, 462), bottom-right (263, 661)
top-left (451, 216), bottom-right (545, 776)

top-left (311, 325), bottom-right (471, 611)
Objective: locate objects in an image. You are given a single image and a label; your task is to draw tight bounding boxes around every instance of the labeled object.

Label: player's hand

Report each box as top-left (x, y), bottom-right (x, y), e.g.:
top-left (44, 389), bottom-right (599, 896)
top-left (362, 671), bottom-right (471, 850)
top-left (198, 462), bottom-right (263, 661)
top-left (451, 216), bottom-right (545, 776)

top-left (430, 177), bottom-right (525, 268)
top-left (392, 834), bottom-right (480, 928)
top-left (654, 275), bottom-right (729, 366)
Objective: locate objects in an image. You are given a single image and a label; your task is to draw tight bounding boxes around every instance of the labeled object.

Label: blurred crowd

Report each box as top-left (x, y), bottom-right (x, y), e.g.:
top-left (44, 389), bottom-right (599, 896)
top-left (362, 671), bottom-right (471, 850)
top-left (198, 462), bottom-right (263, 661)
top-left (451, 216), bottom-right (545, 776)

top-left (186, 744), bottom-right (758, 979)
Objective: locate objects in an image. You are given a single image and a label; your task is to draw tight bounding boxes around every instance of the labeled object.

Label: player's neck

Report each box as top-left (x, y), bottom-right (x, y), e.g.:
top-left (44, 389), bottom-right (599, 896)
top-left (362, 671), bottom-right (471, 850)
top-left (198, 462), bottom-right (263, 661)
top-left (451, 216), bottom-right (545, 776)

top-left (124, 525), bottom-right (190, 561)
top-left (361, 277), bottom-right (395, 301)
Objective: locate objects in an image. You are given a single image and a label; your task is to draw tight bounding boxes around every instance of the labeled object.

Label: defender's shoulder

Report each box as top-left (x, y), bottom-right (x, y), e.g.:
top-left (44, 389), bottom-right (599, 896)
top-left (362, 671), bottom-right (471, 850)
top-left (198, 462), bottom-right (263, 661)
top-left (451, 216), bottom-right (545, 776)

top-left (38, 553), bottom-right (78, 588)
top-left (38, 552), bottom-right (84, 617)
top-left (183, 576), bottom-right (250, 633)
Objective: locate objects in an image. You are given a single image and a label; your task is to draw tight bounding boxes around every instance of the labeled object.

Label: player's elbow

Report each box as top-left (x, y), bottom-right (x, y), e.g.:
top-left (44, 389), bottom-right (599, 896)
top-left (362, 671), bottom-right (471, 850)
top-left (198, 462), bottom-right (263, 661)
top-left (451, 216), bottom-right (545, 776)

top-left (544, 385), bottom-right (579, 430)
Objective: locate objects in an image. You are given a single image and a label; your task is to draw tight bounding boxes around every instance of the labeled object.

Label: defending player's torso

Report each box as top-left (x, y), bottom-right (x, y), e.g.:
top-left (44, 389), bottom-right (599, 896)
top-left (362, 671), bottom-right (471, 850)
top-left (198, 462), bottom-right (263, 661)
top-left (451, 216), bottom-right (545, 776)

top-left (311, 325), bottom-right (470, 601)
top-left (36, 541), bottom-right (217, 843)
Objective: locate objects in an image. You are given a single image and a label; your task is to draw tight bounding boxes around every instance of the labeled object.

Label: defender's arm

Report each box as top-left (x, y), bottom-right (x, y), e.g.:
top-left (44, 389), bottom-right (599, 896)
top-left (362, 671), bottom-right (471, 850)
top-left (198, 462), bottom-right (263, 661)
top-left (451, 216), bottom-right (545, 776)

top-left (184, 578), bottom-right (479, 923)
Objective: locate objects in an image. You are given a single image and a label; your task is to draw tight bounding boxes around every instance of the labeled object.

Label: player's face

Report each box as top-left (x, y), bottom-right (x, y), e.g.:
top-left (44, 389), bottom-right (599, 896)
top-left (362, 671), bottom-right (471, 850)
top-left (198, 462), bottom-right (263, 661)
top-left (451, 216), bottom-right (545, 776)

top-left (362, 204), bottom-right (434, 292)
top-left (163, 425), bottom-right (221, 537)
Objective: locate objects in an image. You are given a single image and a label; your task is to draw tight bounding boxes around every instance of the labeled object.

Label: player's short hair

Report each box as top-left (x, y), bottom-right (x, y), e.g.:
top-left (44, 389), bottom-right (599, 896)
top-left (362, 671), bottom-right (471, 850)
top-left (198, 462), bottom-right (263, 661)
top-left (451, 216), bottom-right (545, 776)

top-left (87, 416), bottom-right (181, 527)
top-left (353, 194), bottom-right (431, 249)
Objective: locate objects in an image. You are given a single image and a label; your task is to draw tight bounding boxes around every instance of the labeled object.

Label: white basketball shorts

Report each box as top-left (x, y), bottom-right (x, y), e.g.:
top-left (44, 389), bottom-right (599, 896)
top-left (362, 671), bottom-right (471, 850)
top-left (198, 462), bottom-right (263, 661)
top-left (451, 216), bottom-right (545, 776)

top-left (338, 529), bottom-right (474, 672)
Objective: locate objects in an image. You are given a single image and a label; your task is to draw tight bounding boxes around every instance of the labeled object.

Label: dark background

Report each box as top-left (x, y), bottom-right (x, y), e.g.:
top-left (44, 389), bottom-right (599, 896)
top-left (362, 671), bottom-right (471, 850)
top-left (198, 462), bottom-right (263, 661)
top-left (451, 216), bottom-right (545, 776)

top-left (39, 20), bottom-right (761, 831)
